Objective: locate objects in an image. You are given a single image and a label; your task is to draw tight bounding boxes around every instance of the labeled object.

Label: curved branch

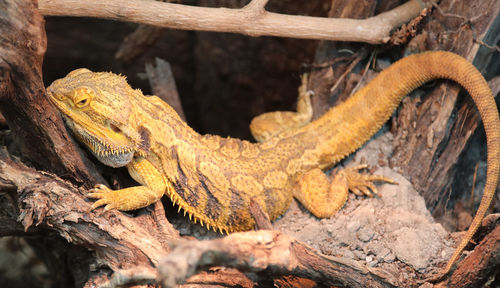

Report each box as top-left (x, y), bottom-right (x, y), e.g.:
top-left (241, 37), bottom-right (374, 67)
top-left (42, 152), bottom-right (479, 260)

top-left (158, 230), bottom-right (398, 288)
top-left (38, 0), bottom-right (426, 44)
top-left (0, 150), bottom-right (175, 275)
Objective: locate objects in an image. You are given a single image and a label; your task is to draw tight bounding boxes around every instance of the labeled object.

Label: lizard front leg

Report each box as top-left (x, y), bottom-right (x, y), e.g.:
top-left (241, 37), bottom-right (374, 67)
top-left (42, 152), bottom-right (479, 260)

top-left (89, 156), bottom-right (171, 211)
top-left (294, 165), bottom-right (396, 218)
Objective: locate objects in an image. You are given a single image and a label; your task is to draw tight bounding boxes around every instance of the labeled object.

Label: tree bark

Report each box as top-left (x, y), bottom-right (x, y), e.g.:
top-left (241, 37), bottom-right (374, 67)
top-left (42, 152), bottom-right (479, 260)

top-left (0, 0), bottom-right (101, 187)
top-left (390, 0), bottom-right (500, 218)
top-left (37, 0), bottom-right (425, 44)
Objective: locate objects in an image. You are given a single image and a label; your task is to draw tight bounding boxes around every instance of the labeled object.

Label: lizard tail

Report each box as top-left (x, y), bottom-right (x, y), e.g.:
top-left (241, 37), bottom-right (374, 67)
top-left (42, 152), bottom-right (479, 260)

top-left (428, 52), bottom-right (500, 274)
top-left (310, 51), bottom-right (499, 274)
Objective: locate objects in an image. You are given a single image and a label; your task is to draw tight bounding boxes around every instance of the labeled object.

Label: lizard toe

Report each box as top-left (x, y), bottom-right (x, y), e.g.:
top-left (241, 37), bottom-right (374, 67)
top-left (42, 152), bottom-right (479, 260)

top-left (104, 203), bottom-right (116, 211)
top-left (91, 198), bottom-right (111, 210)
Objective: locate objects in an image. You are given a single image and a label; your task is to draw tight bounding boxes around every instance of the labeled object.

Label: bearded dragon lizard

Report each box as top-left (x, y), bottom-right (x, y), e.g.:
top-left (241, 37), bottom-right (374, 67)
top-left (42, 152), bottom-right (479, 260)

top-left (47, 51), bottom-right (499, 275)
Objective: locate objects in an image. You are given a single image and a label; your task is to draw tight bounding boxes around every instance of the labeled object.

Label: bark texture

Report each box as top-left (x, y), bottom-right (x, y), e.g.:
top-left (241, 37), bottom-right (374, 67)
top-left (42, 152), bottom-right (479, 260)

top-left (0, 0), bottom-right (100, 186)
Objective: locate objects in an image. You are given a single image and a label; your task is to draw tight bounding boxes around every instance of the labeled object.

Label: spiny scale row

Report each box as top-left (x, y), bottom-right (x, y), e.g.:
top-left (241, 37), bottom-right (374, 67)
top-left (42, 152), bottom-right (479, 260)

top-left (169, 193), bottom-right (229, 234)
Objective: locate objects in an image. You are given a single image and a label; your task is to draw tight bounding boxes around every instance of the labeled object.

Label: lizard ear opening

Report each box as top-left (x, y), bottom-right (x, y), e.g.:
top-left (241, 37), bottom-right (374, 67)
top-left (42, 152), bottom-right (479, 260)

top-left (110, 123), bottom-right (121, 133)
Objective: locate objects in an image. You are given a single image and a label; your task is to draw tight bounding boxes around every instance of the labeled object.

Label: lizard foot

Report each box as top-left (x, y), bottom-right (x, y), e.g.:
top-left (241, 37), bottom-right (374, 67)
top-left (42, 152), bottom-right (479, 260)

top-left (340, 164), bottom-right (397, 197)
top-left (88, 183), bottom-right (166, 211)
top-left (294, 165), bottom-right (397, 218)
top-left (88, 184), bottom-right (120, 211)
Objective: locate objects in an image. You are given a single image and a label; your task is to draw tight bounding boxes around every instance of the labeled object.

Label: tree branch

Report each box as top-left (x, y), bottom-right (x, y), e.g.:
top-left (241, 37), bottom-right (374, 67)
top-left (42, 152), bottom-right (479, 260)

top-left (144, 58), bottom-right (186, 121)
top-left (158, 230), bottom-right (398, 288)
top-left (445, 215), bottom-right (500, 288)
top-left (37, 0), bottom-right (426, 44)
top-left (243, 0), bottom-right (269, 14)
top-left (0, 0), bottom-right (101, 187)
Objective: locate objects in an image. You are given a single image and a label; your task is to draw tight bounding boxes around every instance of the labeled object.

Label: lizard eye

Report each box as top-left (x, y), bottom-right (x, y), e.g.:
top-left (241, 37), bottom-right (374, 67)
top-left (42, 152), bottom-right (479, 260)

top-left (78, 98), bottom-right (88, 106)
top-left (73, 87), bottom-right (94, 108)
top-left (75, 96), bottom-right (90, 108)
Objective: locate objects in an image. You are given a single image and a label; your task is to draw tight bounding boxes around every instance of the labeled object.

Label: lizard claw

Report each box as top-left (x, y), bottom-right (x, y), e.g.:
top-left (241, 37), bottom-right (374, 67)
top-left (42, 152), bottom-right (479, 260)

top-left (88, 184), bottom-right (118, 210)
top-left (342, 164), bottom-right (397, 197)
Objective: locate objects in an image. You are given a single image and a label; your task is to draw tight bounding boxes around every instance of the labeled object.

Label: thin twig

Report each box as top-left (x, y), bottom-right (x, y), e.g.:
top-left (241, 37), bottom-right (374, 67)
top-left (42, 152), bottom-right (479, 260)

top-left (429, 0), bottom-right (468, 22)
top-left (474, 39), bottom-right (500, 53)
top-left (38, 0), bottom-right (426, 44)
top-left (350, 50), bottom-right (376, 95)
top-left (329, 49), bottom-right (368, 93)
top-left (469, 162), bottom-right (479, 211)
top-left (249, 199), bottom-right (273, 230)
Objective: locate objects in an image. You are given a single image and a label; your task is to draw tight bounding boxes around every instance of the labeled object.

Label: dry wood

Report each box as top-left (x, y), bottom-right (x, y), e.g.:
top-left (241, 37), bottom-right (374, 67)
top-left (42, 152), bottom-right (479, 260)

top-left (249, 198), bottom-right (273, 230)
top-left (0, 0), bottom-right (100, 186)
top-left (435, 214), bottom-right (500, 287)
top-left (115, 25), bottom-right (166, 62)
top-left (114, 0), bottom-right (179, 62)
top-left (308, 0), bottom-right (380, 119)
top-left (158, 230), bottom-right (397, 288)
top-left (37, 0), bottom-right (426, 44)
top-left (390, 0), bottom-right (500, 216)
top-left (0, 149), bottom-right (173, 285)
top-left (185, 269), bottom-right (254, 288)
top-left (144, 58), bottom-right (186, 121)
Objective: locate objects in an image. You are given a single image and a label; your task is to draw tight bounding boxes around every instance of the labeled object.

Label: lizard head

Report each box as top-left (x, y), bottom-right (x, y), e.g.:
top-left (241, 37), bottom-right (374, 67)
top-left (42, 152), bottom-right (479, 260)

top-left (47, 68), bottom-right (145, 167)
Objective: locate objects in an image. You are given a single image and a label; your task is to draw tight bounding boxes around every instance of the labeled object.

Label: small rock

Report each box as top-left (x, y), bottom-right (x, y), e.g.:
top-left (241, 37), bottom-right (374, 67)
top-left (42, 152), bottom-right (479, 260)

top-left (368, 259), bottom-right (379, 267)
top-left (383, 253), bottom-right (396, 263)
top-left (391, 227), bottom-right (443, 271)
top-left (341, 249), bottom-right (355, 259)
top-left (357, 227), bottom-right (375, 242)
top-left (353, 249), bottom-right (365, 260)
top-left (347, 220), bottom-right (361, 233)
top-left (365, 241), bottom-right (384, 256)
top-left (376, 247), bottom-right (390, 258)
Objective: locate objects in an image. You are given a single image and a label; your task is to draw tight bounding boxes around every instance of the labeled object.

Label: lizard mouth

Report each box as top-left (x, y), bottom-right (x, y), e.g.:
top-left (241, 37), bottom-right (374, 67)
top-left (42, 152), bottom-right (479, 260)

top-left (62, 115), bottom-right (135, 168)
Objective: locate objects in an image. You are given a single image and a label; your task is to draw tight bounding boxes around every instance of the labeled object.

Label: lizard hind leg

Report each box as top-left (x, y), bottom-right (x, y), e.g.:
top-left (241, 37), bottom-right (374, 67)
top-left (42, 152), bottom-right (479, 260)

top-left (294, 165), bottom-right (396, 218)
top-left (249, 74), bottom-right (313, 142)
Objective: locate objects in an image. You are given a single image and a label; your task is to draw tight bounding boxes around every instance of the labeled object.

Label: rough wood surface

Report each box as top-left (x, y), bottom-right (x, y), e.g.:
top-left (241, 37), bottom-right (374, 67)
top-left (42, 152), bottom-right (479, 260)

top-left (0, 0), bottom-right (100, 186)
top-left (0, 149), bottom-right (175, 286)
top-left (390, 0), bottom-right (500, 217)
top-left (115, 25), bottom-right (166, 62)
top-left (144, 58), bottom-right (186, 121)
top-left (445, 214), bottom-right (500, 288)
top-left (158, 230), bottom-right (397, 288)
top-left (37, 0), bottom-right (425, 44)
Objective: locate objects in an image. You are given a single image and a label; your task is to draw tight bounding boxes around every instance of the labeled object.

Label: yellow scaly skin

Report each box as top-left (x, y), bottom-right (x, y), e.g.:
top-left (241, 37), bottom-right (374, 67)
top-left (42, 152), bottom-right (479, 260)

top-left (47, 51), bottom-right (499, 275)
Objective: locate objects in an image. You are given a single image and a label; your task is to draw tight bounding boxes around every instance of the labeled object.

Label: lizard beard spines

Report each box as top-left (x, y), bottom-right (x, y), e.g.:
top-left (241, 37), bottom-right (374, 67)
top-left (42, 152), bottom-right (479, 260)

top-left (63, 116), bottom-right (135, 167)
